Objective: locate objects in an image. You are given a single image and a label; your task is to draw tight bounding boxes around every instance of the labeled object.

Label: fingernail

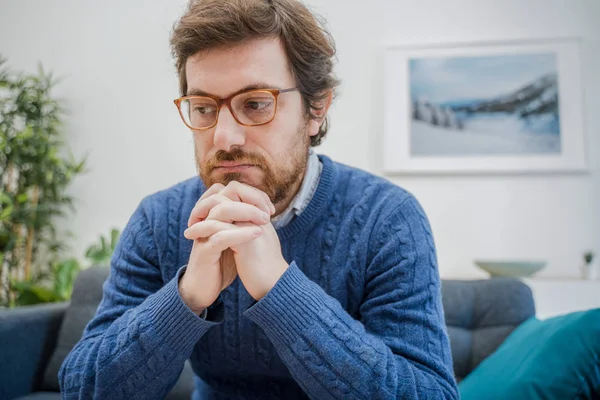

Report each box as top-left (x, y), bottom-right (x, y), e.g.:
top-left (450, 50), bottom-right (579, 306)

top-left (262, 212), bottom-right (270, 221)
top-left (184, 229), bottom-right (190, 238)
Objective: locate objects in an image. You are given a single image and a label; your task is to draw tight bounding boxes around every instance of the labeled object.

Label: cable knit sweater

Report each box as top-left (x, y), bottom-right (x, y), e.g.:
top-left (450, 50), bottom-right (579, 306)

top-left (59, 155), bottom-right (459, 399)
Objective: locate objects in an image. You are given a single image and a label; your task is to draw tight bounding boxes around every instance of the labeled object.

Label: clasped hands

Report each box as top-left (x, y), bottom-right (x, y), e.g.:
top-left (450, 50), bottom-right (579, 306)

top-left (178, 181), bottom-right (289, 315)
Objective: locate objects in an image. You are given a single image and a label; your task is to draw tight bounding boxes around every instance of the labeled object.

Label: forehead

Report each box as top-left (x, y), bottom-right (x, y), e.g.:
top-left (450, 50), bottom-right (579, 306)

top-left (185, 37), bottom-right (295, 97)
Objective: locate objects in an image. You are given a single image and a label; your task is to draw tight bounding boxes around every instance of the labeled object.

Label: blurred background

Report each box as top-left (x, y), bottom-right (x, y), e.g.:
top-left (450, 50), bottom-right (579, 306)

top-left (1, 1), bottom-right (599, 399)
top-left (0, 0), bottom-right (598, 286)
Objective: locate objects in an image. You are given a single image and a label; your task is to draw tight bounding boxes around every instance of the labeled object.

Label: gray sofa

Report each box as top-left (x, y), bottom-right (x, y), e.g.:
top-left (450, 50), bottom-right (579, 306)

top-left (0, 266), bottom-right (535, 399)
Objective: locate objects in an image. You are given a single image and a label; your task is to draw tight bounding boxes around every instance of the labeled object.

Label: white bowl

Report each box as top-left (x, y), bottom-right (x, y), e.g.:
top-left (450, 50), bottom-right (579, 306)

top-left (474, 260), bottom-right (547, 278)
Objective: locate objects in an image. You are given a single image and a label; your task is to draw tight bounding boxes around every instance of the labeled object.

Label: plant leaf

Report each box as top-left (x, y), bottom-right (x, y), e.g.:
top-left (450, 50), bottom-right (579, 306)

top-left (53, 258), bottom-right (80, 300)
top-left (11, 279), bottom-right (59, 305)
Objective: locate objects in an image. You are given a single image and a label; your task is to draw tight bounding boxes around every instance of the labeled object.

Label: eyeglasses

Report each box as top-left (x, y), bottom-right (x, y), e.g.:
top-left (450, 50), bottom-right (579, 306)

top-left (173, 87), bottom-right (299, 130)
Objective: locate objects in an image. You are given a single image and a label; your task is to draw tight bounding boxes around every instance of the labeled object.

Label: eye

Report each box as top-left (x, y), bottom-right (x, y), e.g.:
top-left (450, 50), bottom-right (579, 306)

top-left (193, 104), bottom-right (217, 114)
top-left (244, 98), bottom-right (273, 112)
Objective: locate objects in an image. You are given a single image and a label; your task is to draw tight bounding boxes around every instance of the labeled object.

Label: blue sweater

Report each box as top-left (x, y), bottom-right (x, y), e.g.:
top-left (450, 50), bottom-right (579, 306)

top-left (59, 155), bottom-right (459, 399)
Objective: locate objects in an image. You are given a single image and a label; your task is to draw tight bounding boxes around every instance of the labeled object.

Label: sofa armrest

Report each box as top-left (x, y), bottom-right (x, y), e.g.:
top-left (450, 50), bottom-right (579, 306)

top-left (0, 302), bottom-right (68, 399)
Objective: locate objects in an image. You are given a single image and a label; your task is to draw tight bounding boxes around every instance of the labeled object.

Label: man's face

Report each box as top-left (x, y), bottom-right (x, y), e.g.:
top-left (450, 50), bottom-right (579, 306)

top-left (185, 38), bottom-right (319, 206)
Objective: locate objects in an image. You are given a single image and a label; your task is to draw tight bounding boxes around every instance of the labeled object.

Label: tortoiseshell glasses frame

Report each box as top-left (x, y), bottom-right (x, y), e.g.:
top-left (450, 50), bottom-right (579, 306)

top-left (173, 87), bottom-right (299, 130)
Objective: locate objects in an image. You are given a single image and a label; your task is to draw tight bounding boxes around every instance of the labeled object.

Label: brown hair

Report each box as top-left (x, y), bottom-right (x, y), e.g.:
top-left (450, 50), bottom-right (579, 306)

top-left (170, 0), bottom-right (339, 146)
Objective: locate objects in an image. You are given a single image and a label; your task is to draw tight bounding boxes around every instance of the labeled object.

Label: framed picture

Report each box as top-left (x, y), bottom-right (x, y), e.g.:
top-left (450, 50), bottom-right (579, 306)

top-left (383, 38), bottom-right (587, 174)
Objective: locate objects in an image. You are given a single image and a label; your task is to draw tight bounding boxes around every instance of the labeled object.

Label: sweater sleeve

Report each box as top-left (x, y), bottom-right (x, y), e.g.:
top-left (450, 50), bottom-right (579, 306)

top-left (244, 196), bottom-right (459, 400)
top-left (58, 199), bottom-right (221, 399)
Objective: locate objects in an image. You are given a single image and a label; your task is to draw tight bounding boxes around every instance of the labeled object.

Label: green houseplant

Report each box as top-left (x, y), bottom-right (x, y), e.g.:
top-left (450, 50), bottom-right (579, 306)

top-left (0, 55), bottom-right (86, 307)
top-left (10, 228), bottom-right (121, 306)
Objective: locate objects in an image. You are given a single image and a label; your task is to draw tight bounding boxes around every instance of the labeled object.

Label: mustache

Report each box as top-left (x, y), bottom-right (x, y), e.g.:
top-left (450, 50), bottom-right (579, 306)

top-left (204, 148), bottom-right (267, 170)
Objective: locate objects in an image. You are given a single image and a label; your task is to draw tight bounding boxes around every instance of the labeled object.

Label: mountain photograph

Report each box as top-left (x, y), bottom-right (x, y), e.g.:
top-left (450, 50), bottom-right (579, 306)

top-left (409, 53), bottom-right (561, 156)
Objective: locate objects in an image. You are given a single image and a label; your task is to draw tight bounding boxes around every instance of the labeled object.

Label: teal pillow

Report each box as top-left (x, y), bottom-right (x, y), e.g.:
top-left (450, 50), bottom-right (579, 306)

top-left (459, 308), bottom-right (600, 399)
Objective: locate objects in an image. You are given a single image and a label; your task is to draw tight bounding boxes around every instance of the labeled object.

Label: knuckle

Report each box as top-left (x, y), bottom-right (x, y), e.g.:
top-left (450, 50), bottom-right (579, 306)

top-left (195, 221), bottom-right (209, 235)
top-left (207, 208), bottom-right (220, 221)
top-left (214, 193), bottom-right (230, 203)
top-left (193, 203), bottom-right (208, 217)
top-left (208, 202), bottom-right (227, 220)
top-left (206, 219), bottom-right (221, 232)
top-left (208, 232), bottom-right (224, 249)
top-left (220, 187), bottom-right (233, 199)
top-left (254, 209), bottom-right (265, 220)
top-left (223, 182), bottom-right (238, 195)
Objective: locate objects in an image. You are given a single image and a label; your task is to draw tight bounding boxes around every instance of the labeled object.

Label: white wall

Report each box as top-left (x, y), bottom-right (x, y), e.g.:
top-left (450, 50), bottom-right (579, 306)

top-left (1, 0), bottom-right (598, 279)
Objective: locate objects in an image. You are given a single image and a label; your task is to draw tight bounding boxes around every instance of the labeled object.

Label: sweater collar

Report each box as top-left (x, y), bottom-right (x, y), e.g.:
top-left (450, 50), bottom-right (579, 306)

top-left (271, 149), bottom-right (322, 230)
top-left (275, 154), bottom-right (336, 240)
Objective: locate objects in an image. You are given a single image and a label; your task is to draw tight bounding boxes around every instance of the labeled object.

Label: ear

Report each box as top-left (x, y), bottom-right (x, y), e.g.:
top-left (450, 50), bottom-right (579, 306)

top-left (308, 91), bottom-right (333, 137)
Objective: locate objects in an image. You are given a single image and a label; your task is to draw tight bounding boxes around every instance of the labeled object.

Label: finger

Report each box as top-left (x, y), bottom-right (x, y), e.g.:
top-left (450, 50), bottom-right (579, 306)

top-left (188, 183), bottom-right (226, 227)
top-left (184, 219), bottom-right (237, 240)
top-left (199, 183), bottom-right (225, 202)
top-left (188, 193), bottom-right (231, 227)
top-left (222, 181), bottom-right (275, 215)
top-left (201, 225), bottom-right (263, 253)
top-left (207, 201), bottom-right (271, 225)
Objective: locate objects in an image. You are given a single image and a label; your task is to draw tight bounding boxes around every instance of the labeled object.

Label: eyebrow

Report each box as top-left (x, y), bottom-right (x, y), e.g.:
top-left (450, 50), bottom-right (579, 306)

top-left (186, 83), bottom-right (283, 98)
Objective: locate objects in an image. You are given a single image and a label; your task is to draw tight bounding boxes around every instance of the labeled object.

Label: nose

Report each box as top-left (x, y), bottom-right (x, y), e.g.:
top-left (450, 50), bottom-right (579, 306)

top-left (213, 105), bottom-right (246, 152)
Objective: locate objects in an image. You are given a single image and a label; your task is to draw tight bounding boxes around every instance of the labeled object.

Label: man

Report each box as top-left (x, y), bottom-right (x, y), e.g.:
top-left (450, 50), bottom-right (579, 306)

top-left (60, 0), bottom-right (459, 399)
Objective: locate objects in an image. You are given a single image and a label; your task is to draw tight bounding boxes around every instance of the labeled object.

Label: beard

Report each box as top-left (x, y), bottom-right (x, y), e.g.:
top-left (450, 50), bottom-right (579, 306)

top-left (197, 123), bottom-right (310, 205)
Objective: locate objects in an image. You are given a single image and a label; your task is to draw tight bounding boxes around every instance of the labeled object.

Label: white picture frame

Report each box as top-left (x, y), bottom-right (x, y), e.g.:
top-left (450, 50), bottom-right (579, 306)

top-left (383, 38), bottom-right (587, 174)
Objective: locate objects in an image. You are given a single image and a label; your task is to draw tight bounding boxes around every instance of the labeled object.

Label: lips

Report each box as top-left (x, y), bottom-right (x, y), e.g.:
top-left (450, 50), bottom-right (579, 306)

top-left (215, 161), bottom-right (254, 168)
top-left (212, 163), bottom-right (257, 173)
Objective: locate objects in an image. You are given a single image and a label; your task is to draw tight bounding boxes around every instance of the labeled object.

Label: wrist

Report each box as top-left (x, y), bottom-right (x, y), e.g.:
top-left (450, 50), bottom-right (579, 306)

top-left (254, 259), bottom-right (289, 301)
top-left (178, 285), bottom-right (206, 316)
top-left (178, 271), bottom-right (209, 316)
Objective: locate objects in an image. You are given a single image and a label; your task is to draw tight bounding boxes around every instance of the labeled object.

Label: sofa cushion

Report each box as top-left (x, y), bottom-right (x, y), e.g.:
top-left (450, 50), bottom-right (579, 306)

top-left (459, 309), bottom-right (600, 399)
top-left (441, 278), bottom-right (535, 380)
top-left (14, 391), bottom-right (61, 400)
top-left (41, 266), bottom-right (194, 399)
top-left (42, 267), bottom-right (109, 390)
top-left (0, 303), bottom-right (67, 400)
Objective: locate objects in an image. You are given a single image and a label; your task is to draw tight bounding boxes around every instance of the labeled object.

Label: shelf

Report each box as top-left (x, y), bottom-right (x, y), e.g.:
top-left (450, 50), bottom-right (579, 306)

top-left (520, 279), bottom-right (600, 320)
top-left (524, 277), bottom-right (600, 283)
